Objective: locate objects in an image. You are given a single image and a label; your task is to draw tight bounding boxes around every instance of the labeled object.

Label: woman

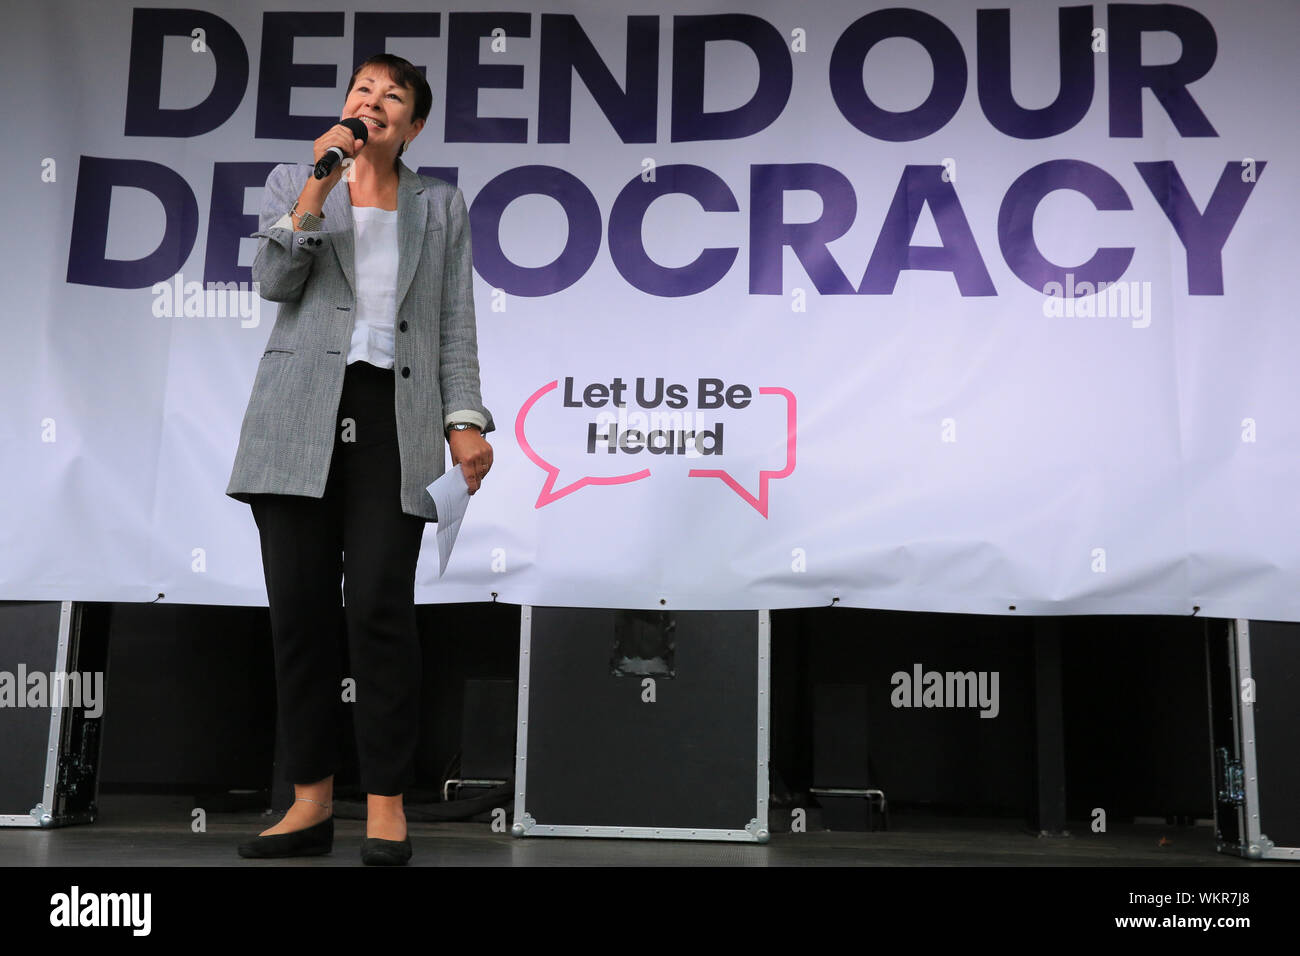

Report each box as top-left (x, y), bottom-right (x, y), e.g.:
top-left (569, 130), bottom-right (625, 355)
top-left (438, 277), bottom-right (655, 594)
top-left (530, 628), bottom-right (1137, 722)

top-left (225, 54), bottom-right (494, 866)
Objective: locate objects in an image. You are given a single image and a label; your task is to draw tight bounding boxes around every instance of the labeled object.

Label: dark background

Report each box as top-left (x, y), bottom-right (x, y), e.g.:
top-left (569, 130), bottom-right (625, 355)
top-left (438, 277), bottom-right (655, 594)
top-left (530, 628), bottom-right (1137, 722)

top-left (73, 601), bottom-right (1215, 823)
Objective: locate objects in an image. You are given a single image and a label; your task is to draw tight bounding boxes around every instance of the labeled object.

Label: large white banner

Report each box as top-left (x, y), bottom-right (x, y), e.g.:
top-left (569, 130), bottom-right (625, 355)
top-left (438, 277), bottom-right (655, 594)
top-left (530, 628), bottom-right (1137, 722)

top-left (2, 0), bottom-right (1298, 618)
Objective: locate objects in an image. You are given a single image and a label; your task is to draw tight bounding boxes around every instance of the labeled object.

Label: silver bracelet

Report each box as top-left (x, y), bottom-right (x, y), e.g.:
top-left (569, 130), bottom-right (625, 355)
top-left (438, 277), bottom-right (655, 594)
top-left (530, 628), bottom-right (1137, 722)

top-left (290, 201), bottom-right (324, 232)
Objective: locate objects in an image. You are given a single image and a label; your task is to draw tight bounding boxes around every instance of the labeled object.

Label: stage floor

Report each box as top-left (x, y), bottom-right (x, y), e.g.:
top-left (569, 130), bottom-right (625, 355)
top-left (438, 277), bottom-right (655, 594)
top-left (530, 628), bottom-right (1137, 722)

top-left (0, 795), bottom-right (1262, 866)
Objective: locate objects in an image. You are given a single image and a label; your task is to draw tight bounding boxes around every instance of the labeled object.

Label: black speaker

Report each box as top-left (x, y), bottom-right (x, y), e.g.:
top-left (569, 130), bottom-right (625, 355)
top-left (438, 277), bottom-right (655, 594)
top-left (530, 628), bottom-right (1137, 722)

top-left (0, 601), bottom-right (110, 827)
top-left (514, 606), bottom-right (768, 840)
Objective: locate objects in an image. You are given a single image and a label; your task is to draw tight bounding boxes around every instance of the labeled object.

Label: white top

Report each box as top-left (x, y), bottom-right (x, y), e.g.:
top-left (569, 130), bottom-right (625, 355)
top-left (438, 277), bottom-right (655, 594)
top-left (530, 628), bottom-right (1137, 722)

top-left (265, 202), bottom-right (487, 432)
top-left (346, 204), bottom-right (400, 368)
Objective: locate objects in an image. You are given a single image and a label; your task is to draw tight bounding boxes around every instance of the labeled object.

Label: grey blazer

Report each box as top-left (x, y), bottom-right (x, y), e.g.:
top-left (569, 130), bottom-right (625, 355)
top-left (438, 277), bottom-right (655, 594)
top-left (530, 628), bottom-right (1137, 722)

top-left (225, 161), bottom-right (494, 521)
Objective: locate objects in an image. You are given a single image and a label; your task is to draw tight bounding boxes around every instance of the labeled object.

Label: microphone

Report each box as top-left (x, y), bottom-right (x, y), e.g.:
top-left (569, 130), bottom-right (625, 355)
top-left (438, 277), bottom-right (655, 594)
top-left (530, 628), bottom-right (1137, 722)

top-left (314, 118), bottom-right (369, 179)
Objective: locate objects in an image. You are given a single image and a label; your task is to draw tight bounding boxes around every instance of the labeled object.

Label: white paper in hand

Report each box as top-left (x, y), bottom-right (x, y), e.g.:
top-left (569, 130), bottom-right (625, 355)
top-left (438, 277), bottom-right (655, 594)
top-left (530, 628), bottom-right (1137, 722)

top-left (426, 464), bottom-right (471, 577)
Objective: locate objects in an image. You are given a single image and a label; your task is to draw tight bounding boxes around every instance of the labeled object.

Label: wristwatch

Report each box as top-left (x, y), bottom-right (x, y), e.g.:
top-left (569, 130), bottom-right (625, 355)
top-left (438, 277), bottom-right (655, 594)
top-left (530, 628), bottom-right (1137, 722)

top-left (290, 201), bottom-right (324, 232)
top-left (446, 422), bottom-right (480, 436)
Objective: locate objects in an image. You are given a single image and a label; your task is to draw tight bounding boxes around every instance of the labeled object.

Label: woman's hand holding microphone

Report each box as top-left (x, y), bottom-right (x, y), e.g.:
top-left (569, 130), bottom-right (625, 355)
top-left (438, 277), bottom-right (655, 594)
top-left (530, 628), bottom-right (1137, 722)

top-left (290, 120), bottom-right (368, 230)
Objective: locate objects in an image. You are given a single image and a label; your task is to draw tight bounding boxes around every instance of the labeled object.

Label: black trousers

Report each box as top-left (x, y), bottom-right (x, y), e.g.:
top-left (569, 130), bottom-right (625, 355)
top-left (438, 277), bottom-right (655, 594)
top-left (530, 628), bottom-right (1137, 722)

top-left (250, 360), bottom-right (427, 796)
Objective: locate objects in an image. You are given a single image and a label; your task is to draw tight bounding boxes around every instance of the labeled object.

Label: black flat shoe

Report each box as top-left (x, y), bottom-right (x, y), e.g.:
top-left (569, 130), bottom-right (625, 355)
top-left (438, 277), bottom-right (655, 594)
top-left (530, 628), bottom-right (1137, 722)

top-left (237, 816), bottom-right (333, 858)
top-left (361, 836), bottom-right (412, 866)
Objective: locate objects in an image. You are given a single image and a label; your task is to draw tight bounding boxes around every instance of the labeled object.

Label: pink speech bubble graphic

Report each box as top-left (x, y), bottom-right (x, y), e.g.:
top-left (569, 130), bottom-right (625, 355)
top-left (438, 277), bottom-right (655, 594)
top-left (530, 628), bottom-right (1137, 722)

top-left (687, 386), bottom-right (796, 518)
top-left (516, 380), bottom-right (651, 508)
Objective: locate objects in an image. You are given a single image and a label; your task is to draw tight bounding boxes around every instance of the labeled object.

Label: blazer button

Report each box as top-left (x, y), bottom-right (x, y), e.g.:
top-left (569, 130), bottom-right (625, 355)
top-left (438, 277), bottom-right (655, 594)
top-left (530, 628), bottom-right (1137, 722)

top-left (398, 320), bottom-right (408, 332)
top-left (296, 236), bottom-right (306, 245)
top-left (401, 366), bottom-right (411, 378)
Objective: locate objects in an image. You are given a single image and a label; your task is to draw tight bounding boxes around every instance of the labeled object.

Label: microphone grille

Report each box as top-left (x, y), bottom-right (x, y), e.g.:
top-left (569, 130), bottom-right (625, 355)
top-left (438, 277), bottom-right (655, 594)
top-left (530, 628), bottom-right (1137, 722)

top-left (341, 117), bottom-right (369, 142)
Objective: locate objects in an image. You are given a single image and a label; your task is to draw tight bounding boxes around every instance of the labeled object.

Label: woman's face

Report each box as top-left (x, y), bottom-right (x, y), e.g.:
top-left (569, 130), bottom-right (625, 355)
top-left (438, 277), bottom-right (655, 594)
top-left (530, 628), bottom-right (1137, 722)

top-left (342, 67), bottom-right (425, 157)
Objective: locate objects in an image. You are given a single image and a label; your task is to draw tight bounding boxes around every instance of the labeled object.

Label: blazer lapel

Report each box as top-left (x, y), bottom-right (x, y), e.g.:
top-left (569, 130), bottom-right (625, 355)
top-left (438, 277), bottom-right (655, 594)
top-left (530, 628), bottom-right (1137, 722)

top-left (321, 163), bottom-right (423, 305)
top-left (394, 162), bottom-right (427, 313)
top-left (324, 181), bottom-right (356, 296)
